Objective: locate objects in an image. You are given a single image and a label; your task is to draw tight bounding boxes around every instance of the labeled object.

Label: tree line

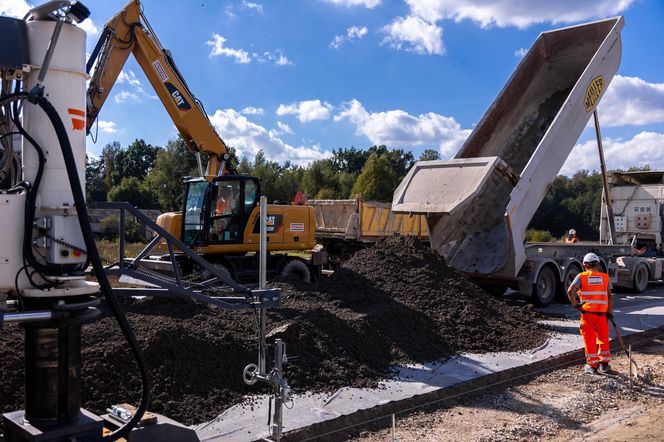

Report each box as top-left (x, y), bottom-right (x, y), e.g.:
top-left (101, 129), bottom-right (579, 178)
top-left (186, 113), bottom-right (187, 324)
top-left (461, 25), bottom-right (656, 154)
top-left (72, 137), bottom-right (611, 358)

top-left (86, 137), bottom-right (648, 242)
top-left (86, 137), bottom-right (442, 211)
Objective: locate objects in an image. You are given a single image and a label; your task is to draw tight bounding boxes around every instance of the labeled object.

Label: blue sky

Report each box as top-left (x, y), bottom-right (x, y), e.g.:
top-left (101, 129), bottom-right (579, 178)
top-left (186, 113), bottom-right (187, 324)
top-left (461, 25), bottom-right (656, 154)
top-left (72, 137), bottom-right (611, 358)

top-left (3, 0), bottom-right (664, 174)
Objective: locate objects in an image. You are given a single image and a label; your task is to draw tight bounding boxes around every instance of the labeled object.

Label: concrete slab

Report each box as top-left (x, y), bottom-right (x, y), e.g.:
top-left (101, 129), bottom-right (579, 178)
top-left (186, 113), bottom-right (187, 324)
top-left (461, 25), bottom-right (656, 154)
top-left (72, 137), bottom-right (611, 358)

top-left (194, 288), bottom-right (664, 441)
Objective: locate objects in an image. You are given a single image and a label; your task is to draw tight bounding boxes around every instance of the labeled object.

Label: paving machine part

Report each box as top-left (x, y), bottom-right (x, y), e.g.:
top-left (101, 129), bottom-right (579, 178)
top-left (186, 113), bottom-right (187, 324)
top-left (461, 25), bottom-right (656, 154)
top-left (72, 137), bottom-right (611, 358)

top-left (0, 2), bottom-right (130, 440)
top-left (394, 18), bottom-right (624, 280)
top-left (85, 0), bottom-right (325, 284)
top-left (0, 2), bottom-right (283, 441)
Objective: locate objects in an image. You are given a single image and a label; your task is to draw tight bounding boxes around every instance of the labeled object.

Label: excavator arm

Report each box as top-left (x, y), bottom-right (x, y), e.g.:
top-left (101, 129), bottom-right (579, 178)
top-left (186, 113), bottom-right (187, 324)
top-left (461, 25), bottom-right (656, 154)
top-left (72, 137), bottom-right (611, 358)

top-left (85, 0), bottom-right (228, 176)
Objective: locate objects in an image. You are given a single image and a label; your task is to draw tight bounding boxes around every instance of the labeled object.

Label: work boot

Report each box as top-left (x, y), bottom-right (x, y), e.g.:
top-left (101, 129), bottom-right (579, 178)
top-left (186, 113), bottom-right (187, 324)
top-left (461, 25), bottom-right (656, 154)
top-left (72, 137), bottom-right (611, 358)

top-left (583, 364), bottom-right (598, 375)
top-left (599, 362), bottom-right (612, 373)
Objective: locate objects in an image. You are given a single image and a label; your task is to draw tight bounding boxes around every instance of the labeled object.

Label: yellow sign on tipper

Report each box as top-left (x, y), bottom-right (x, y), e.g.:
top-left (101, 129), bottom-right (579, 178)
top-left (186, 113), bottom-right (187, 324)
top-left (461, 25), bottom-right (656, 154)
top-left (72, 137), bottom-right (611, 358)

top-left (584, 75), bottom-right (604, 112)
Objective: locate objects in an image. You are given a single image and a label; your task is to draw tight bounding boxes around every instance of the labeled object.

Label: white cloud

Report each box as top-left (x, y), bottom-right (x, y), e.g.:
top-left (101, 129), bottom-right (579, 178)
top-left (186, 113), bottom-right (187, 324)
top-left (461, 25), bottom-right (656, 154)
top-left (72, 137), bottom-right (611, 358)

top-left (113, 86), bottom-right (156, 104)
top-left (113, 69), bottom-right (156, 103)
top-left (78, 18), bottom-right (99, 36)
top-left (382, 15), bottom-right (444, 55)
top-left (114, 91), bottom-right (139, 103)
top-left (331, 25), bottom-right (369, 49)
top-left (206, 34), bottom-right (251, 63)
top-left (117, 70), bottom-right (141, 87)
top-left (208, 108), bottom-right (330, 163)
top-left (276, 100), bottom-right (333, 123)
top-left (514, 47), bottom-right (527, 58)
top-left (404, 0), bottom-right (634, 29)
top-left (240, 106), bottom-right (264, 115)
top-left (277, 121), bottom-right (294, 134)
top-left (322, 0), bottom-right (381, 8)
top-left (0, 0), bottom-right (99, 34)
top-left (207, 34), bottom-right (292, 66)
top-left (97, 120), bottom-right (117, 134)
top-left (562, 131), bottom-right (664, 176)
top-left (598, 75), bottom-right (664, 127)
top-left (275, 52), bottom-right (293, 66)
top-left (334, 99), bottom-right (470, 155)
top-left (241, 1), bottom-right (263, 13)
top-left (0, 0), bottom-right (30, 17)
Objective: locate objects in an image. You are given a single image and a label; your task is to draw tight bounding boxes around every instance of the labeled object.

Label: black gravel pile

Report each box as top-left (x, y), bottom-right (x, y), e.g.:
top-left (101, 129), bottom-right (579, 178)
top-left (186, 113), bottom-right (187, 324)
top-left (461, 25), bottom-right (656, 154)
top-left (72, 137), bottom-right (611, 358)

top-left (0, 236), bottom-right (546, 427)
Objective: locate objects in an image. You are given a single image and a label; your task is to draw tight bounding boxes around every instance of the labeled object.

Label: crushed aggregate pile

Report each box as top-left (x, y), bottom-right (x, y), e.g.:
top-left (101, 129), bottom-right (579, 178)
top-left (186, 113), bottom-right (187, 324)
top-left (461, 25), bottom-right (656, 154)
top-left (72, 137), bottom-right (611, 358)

top-left (0, 236), bottom-right (546, 427)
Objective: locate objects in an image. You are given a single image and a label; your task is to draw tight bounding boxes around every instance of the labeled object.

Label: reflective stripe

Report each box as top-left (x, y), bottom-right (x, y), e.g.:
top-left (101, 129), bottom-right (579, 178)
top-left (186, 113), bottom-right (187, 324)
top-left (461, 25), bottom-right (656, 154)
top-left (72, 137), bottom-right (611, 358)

top-left (582, 300), bottom-right (608, 305)
top-left (579, 291), bottom-right (608, 295)
top-left (585, 353), bottom-right (598, 357)
top-left (599, 351), bottom-right (611, 355)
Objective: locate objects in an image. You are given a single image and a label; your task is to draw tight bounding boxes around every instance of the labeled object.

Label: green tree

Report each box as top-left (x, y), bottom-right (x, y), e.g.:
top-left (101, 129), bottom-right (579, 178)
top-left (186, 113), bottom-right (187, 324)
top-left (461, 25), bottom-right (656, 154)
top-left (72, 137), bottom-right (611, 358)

top-left (351, 153), bottom-right (397, 202)
top-left (116, 138), bottom-right (160, 178)
top-left (419, 149), bottom-right (441, 161)
top-left (101, 141), bottom-right (122, 189)
top-left (108, 176), bottom-right (159, 209)
top-left (530, 170), bottom-right (603, 240)
top-left (331, 147), bottom-right (370, 175)
top-left (145, 137), bottom-right (198, 211)
top-left (367, 145), bottom-right (414, 181)
top-left (301, 158), bottom-right (337, 198)
top-left (85, 154), bottom-right (107, 201)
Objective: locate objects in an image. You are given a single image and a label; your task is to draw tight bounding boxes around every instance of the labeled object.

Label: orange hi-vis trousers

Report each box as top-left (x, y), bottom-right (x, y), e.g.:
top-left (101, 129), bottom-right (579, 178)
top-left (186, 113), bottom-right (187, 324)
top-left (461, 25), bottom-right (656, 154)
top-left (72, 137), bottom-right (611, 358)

top-left (580, 313), bottom-right (611, 368)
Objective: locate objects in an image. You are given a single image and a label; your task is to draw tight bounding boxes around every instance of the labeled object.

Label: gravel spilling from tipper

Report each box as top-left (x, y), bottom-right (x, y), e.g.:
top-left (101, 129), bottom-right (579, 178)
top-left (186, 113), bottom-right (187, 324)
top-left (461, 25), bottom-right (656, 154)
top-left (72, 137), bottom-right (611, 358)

top-left (0, 236), bottom-right (546, 427)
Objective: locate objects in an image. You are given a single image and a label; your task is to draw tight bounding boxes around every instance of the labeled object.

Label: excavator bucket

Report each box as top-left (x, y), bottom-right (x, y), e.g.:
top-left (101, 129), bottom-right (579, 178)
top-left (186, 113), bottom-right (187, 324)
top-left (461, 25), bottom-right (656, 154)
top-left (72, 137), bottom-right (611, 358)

top-left (393, 17), bottom-right (624, 278)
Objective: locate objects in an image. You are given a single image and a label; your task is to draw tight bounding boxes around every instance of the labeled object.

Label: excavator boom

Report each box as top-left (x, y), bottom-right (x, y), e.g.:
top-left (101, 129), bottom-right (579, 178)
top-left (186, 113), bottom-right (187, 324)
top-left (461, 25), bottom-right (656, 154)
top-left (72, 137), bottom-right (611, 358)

top-left (86, 0), bottom-right (226, 176)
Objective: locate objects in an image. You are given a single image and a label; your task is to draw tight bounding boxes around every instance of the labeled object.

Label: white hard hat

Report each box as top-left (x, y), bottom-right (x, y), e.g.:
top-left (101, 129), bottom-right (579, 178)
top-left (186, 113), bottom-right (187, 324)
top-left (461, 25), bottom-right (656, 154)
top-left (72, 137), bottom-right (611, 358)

top-left (569, 229), bottom-right (576, 235)
top-left (583, 253), bottom-right (600, 264)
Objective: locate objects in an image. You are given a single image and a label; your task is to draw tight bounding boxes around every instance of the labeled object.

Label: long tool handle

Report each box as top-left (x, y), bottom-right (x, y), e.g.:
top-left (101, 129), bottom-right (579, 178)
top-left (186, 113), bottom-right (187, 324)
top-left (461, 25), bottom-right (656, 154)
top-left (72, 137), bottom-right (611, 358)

top-left (611, 319), bottom-right (639, 372)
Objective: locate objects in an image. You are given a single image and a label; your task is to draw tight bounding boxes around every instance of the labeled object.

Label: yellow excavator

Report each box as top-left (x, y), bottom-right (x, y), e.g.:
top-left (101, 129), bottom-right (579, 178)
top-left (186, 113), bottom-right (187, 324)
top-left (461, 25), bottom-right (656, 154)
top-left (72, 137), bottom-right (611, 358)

top-left (86, 0), bottom-right (324, 281)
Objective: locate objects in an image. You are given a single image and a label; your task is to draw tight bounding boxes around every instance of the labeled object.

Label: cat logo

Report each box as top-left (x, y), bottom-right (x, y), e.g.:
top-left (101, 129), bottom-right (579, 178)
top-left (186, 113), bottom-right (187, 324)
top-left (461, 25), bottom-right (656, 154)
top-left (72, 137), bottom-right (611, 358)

top-left (165, 82), bottom-right (192, 111)
top-left (584, 75), bottom-right (604, 112)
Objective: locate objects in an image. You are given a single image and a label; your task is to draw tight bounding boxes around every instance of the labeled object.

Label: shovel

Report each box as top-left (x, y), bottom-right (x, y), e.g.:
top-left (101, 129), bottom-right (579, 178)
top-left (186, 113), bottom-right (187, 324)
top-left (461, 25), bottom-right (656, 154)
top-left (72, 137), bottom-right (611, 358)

top-left (610, 318), bottom-right (638, 381)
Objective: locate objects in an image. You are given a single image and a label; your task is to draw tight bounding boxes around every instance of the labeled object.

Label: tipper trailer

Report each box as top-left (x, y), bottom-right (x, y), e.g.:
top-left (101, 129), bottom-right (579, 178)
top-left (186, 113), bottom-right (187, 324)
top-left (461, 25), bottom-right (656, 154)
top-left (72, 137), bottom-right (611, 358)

top-left (310, 196), bottom-right (427, 266)
top-left (392, 17), bottom-right (661, 305)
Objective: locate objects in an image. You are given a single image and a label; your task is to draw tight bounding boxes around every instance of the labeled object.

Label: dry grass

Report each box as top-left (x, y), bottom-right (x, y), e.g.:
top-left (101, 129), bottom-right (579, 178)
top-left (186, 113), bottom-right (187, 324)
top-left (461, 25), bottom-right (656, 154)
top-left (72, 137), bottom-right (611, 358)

top-left (95, 239), bottom-right (147, 263)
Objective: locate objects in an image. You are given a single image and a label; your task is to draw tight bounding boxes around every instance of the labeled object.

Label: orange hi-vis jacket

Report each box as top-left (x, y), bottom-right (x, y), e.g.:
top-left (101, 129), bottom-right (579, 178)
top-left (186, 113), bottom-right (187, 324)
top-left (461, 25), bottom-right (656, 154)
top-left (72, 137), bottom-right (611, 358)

top-left (577, 271), bottom-right (609, 313)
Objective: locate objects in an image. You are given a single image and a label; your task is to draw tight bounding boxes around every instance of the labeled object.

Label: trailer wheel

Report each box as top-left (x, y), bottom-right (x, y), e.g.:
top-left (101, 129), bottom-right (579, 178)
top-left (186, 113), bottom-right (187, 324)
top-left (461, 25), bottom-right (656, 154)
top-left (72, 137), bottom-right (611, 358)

top-left (557, 264), bottom-right (581, 303)
top-left (281, 259), bottom-right (311, 283)
top-left (632, 264), bottom-right (649, 293)
top-left (533, 266), bottom-right (557, 307)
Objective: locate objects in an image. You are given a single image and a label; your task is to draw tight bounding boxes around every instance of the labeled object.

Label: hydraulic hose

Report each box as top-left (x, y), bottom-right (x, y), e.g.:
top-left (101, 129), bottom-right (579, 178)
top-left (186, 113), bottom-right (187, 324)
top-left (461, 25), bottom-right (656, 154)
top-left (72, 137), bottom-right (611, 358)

top-left (4, 91), bottom-right (151, 441)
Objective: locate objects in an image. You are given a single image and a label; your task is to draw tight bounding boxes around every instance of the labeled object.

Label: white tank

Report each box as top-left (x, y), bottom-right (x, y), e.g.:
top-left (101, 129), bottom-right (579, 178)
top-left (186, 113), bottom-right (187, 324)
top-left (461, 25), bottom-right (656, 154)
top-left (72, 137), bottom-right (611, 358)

top-left (23, 20), bottom-right (87, 207)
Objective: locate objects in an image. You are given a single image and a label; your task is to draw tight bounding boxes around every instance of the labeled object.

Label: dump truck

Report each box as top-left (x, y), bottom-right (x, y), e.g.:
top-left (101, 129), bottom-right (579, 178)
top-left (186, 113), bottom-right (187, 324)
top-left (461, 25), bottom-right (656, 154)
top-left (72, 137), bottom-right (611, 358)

top-left (393, 16), bottom-right (661, 305)
top-left (310, 196), bottom-right (428, 266)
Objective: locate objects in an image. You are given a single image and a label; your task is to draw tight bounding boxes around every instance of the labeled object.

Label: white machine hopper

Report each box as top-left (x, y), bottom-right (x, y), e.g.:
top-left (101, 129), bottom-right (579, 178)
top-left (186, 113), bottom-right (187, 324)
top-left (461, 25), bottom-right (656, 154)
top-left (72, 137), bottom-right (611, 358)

top-left (393, 17), bottom-right (624, 279)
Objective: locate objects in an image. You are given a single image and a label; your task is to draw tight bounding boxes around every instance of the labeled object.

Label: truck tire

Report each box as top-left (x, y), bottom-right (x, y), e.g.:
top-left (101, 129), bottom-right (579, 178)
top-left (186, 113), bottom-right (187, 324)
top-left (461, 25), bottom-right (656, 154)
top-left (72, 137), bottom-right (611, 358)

top-left (632, 264), bottom-right (649, 293)
top-left (281, 259), bottom-right (311, 283)
top-left (557, 263), bottom-right (581, 303)
top-left (533, 266), bottom-right (557, 307)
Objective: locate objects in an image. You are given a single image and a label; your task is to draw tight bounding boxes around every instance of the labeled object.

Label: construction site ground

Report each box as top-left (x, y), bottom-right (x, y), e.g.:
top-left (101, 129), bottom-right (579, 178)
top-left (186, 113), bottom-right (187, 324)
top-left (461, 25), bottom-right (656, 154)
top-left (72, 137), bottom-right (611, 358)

top-left (352, 341), bottom-right (664, 441)
top-left (197, 281), bottom-right (664, 441)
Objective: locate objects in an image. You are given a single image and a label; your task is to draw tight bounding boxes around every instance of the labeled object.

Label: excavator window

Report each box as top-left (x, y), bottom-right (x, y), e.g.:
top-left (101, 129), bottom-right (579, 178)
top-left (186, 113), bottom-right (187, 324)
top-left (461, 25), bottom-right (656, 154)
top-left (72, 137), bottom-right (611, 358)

top-left (209, 180), bottom-right (242, 244)
top-left (182, 180), bottom-right (207, 244)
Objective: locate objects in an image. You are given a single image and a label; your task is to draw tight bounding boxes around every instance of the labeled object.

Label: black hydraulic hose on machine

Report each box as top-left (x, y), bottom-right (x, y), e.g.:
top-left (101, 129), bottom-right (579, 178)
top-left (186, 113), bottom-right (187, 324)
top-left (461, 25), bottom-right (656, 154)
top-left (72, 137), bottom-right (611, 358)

top-left (24, 90), bottom-right (151, 441)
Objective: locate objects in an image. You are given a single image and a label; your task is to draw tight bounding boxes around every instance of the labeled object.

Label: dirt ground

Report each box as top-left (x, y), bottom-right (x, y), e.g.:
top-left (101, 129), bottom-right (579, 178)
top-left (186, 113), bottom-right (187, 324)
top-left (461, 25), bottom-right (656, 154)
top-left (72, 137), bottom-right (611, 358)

top-left (0, 237), bottom-right (545, 429)
top-left (352, 340), bottom-right (664, 442)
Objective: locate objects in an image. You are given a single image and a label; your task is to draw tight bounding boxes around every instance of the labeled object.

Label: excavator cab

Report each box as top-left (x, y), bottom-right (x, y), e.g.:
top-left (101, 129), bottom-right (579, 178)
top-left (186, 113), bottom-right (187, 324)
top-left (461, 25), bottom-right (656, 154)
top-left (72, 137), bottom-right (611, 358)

top-left (182, 176), bottom-right (261, 247)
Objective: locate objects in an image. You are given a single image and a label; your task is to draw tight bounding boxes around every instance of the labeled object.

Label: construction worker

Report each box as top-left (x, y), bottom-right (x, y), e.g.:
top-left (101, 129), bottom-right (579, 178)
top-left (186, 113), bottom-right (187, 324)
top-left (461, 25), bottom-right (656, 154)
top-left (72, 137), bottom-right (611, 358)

top-left (566, 229), bottom-right (578, 243)
top-left (566, 252), bottom-right (614, 374)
